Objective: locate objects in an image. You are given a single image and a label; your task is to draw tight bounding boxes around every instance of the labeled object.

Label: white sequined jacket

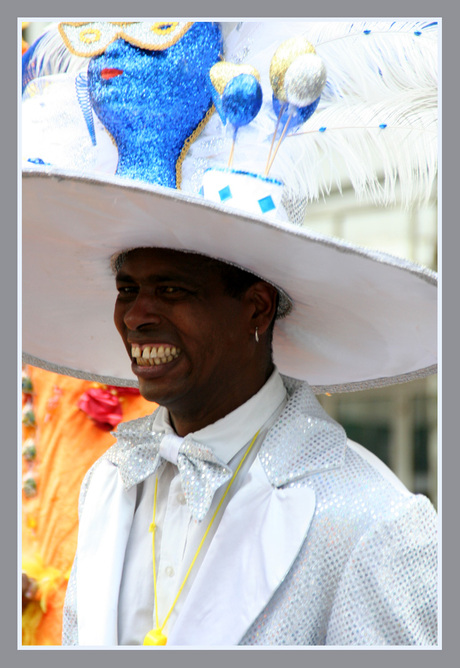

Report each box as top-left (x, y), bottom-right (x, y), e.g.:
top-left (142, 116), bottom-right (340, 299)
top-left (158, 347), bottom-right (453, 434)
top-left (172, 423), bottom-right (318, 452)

top-left (62, 377), bottom-right (438, 646)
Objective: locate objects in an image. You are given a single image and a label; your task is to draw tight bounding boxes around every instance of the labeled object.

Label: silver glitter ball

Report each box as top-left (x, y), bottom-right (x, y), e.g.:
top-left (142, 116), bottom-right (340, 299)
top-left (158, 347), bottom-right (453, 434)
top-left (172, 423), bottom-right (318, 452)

top-left (284, 53), bottom-right (327, 107)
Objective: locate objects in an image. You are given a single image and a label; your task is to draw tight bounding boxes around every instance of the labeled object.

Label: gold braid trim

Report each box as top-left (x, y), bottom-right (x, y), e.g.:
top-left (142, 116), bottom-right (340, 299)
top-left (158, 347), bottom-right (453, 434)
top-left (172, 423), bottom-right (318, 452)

top-left (176, 105), bottom-right (216, 190)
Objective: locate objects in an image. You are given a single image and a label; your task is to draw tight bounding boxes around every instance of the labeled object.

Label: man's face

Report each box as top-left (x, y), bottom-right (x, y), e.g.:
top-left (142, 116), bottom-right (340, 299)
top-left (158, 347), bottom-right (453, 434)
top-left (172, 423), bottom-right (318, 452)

top-left (114, 248), bottom-right (261, 426)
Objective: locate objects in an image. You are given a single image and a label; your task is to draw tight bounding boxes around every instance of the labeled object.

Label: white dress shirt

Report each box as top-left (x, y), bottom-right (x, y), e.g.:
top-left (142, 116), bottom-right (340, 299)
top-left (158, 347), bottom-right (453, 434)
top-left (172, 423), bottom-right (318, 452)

top-left (117, 368), bottom-right (287, 645)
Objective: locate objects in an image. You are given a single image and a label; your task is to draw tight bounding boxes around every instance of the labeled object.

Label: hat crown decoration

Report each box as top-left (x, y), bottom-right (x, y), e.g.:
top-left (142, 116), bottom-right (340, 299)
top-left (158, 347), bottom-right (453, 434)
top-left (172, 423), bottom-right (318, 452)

top-left (22, 20), bottom-right (437, 213)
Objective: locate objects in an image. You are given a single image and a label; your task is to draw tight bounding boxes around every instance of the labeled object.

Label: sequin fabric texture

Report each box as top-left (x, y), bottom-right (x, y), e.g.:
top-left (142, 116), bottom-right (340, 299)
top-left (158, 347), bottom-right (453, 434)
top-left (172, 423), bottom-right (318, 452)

top-left (241, 379), bottom-right (438, 645)
top-left (62, 377), bottom-right (437, 646)
top-left (86, 22), bottom-right (222, 187)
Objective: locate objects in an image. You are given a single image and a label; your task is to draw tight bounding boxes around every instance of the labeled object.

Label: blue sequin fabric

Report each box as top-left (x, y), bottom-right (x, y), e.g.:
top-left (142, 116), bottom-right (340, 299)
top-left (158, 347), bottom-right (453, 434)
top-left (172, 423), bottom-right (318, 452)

top-left (62, 377), bottom-right (437, 646)
top-left (87, 22), bottom-right (222, 186)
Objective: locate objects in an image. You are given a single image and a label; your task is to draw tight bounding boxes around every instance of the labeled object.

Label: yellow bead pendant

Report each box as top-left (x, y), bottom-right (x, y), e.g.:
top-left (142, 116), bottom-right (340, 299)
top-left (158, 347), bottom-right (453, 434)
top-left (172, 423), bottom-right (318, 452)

top-left (143, 628), bottom-right (167, 645)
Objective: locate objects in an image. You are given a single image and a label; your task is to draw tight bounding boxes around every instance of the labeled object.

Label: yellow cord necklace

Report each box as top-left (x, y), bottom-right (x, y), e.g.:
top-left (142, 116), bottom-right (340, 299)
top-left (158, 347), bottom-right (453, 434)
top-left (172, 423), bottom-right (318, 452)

top-left (143, 430), bottom-right (260, 646)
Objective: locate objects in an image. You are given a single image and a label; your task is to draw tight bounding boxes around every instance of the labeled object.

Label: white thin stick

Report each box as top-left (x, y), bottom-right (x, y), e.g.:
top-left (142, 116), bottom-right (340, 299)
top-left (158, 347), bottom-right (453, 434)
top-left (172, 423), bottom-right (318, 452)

top-left (264, 103), bottom-right (286, 176)
top-left (227, 127), bottom-right (238, 168)
top-left (266, 111), bottom-right (293, 176)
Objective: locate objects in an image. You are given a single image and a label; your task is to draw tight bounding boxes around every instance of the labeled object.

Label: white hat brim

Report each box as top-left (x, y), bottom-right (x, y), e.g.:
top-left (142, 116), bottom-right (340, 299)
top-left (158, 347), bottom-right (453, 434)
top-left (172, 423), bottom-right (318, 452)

top-left (22, 167), bottom-right (437, 393)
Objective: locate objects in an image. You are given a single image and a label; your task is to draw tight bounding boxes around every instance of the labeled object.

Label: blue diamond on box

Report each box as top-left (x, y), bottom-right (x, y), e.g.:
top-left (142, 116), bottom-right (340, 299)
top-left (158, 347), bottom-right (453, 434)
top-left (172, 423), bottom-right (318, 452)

top-left (218, 185), bottom-right (233, 202)
top-left (258, 195), bottom-right (275, 214)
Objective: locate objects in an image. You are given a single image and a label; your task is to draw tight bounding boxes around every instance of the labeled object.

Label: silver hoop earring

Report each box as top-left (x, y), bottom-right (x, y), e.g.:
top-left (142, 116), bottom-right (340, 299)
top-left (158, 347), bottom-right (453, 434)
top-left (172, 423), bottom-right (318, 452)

top-left (255, 327), bottom-right (259, 343)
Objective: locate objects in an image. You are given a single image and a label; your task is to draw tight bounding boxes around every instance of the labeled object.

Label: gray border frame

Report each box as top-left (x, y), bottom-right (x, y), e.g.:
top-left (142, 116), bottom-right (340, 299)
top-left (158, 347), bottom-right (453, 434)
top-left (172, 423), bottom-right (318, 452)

top-left (7, 2), bottom-right (454, 668)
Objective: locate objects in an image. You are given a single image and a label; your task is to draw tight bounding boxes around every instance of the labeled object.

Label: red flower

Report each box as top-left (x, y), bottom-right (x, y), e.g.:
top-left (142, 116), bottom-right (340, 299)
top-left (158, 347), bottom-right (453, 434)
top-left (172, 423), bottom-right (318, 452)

top-left (78, 386), bottom-right (139, 431)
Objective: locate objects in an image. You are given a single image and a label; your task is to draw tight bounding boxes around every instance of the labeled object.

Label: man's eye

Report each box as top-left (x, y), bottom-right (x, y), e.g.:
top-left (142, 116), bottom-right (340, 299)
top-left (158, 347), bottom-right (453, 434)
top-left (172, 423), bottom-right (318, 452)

top-left (160, 286), bottom-right (186, 295)
top-left (117, 286), bottom-right (137, 295)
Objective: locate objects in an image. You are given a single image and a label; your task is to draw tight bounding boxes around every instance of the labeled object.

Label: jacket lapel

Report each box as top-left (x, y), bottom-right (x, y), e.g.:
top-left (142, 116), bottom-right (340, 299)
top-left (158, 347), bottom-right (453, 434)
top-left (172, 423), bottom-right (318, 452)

top-left (76, 460), bottom-right (136, 646)
top-left (167, 456), bottom-right (316, 646)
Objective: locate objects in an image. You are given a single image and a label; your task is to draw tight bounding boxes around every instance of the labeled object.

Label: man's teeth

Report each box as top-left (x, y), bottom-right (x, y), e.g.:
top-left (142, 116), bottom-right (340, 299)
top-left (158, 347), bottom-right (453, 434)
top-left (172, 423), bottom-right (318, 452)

top-left (131, 345), bottom-right (181, 366)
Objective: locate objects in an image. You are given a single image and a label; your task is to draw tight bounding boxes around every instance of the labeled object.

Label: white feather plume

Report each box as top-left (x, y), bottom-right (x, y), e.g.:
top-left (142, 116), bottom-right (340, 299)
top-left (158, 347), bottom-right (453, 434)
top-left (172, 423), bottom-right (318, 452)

top-left (183, 20), bottom-right (438, 208)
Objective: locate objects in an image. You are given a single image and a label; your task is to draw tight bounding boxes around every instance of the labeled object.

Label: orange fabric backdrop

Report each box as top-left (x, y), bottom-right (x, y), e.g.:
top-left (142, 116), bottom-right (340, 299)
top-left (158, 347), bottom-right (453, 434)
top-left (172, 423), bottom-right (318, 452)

top-left (22, 365), bottom-right (155, 645)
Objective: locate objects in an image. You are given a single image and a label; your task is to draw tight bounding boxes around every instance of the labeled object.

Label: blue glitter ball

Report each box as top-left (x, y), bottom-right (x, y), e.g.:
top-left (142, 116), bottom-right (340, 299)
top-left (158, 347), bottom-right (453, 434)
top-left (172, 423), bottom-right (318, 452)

top-left (272, 94), bottom-right (320, 132)
top-left (221, 74), bottom-right (262, 128)
top-left (87, 22), bottom-right (222, 187)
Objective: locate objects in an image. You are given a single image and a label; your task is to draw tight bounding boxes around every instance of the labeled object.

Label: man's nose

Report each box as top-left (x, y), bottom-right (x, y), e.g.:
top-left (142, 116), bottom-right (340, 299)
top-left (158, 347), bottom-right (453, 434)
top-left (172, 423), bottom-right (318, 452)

top-left (123, 290), bottom-right (162, 330)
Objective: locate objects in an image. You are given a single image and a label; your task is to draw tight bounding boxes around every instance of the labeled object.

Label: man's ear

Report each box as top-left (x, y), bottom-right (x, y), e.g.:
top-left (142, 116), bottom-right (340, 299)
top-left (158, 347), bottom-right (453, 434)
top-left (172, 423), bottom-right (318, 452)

top-left (245, 281), bottom-right (278, 336)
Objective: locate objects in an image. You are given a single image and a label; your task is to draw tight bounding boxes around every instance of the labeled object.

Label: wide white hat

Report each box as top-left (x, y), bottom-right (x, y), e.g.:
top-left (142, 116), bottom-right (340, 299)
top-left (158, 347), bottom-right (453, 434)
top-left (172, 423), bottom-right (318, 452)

top-left (21, 20), bottom-right (438, 393)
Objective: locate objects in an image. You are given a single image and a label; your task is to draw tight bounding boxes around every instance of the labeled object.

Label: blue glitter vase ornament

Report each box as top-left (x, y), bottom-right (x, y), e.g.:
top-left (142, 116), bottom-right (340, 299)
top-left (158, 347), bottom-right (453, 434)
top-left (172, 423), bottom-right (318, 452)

top-left (85, 22), bottom-right (222, 187)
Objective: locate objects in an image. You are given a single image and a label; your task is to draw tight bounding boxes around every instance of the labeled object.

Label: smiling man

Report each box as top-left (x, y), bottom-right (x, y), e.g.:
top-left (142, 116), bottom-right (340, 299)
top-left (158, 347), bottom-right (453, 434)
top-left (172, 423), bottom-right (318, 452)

top-left (114, 249), bottom-right (278, 433)
top-left (22, 20), bottom-right (438, 647)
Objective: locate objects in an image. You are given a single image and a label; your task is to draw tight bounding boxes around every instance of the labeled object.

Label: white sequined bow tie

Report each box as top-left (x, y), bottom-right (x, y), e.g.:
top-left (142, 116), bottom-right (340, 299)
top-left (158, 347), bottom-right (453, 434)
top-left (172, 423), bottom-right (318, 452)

top-left (107, 426), bottom-right (233, 522)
